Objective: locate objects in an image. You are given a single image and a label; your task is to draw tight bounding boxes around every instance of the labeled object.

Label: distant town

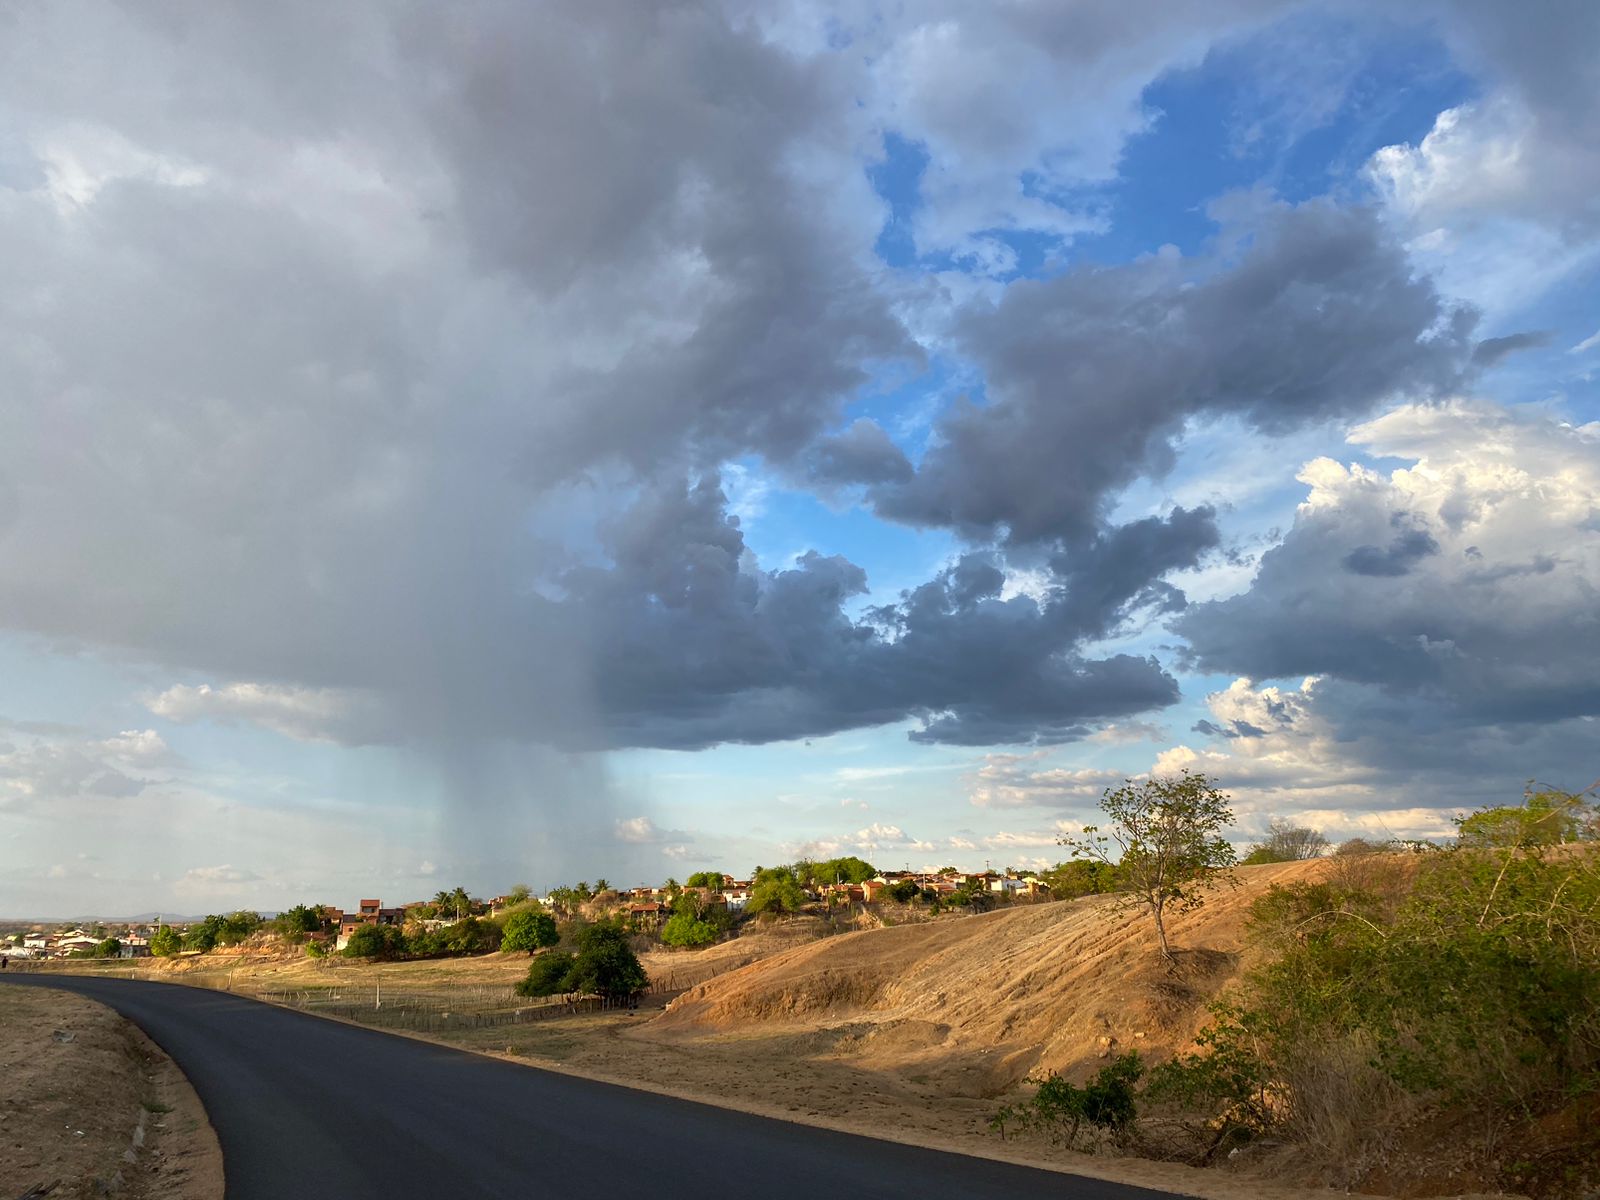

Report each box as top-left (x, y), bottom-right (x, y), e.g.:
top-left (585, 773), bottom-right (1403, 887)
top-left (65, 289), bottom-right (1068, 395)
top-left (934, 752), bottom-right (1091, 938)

top-left (0, 861), bottom-right (1057, 961)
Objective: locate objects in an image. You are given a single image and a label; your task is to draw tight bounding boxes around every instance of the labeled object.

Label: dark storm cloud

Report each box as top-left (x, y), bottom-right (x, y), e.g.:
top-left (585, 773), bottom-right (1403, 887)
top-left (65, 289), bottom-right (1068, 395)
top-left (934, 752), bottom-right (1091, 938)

top-left (0, 1), bottom-right (907, 756)
top-left (803, 420), bottom-right (916, 488)
top-left (1342, 527), bottom-right (1440, 576)
top-left (867, 197), bottom-right (1474, 545)
top-left (404, 1), bottom-right (913, 475)
top-left (3, 2), bottom-right (1564, 764)
top-left (557, 476), bottom-right (1193, 749)
top-left (1470, 331), bottom-right (1551, 366)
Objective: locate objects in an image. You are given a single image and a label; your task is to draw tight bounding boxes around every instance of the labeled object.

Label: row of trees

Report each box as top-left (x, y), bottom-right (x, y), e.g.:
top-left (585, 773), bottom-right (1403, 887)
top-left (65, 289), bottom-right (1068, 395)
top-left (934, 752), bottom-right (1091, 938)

top-left (341, 916), bottom-right (503, 961)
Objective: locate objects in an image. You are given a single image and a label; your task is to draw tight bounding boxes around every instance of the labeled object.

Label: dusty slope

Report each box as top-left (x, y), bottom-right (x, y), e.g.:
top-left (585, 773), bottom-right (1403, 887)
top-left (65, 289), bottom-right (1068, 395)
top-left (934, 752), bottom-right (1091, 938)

top-left (651, 859), bottom-right (1337, 1095)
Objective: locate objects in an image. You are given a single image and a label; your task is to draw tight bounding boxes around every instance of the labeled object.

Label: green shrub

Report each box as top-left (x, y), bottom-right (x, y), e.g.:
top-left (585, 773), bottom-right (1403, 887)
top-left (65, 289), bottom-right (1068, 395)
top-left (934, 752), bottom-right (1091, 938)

top-left (150, 925), bottom-right (181, 957)
top-left (991, 1053), bottom-right (1144, 1150)
top-left (342, 924), bottom-right (408, 960)
top-left (564, 921), bottom-right (648, 999)
top-left (502, 910), bottom-right (559, 954)
top-left (661, 912), bottom-right (717, 947)
top-left (1150, 794), bottom-right (1599, 1174)
top-left (517, 950), bottom-right (578, 997)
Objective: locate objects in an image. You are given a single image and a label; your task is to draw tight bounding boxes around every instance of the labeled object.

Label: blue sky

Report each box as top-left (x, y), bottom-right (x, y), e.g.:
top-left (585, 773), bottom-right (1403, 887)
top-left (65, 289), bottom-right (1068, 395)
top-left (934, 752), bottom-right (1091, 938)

top-left (1, 1), bottom-right (1597, 915)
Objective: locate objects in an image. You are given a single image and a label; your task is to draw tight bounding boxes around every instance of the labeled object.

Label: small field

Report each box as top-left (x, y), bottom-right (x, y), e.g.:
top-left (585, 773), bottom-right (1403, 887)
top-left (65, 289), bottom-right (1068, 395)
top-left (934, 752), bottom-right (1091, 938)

top-left (0, 983), bottom-right (222, 1199)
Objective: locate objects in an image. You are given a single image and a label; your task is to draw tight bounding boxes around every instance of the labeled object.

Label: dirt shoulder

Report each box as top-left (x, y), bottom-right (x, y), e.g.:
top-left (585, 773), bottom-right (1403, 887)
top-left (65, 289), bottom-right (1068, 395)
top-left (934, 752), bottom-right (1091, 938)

top-left (0, 984), bottom-right (223, 1200)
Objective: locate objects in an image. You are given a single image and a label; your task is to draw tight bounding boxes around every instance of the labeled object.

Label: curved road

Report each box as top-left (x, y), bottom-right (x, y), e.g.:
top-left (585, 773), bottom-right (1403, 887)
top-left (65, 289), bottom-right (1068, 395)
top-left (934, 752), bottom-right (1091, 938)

top-left (3, 974), bottom-right (1178, 1199)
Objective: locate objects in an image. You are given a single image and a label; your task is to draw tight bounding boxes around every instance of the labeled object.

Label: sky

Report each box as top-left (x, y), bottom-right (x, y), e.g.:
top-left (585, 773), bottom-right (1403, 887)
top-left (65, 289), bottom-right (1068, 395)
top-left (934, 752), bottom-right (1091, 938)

top-left (1, 1), bottom-right (1597, 916)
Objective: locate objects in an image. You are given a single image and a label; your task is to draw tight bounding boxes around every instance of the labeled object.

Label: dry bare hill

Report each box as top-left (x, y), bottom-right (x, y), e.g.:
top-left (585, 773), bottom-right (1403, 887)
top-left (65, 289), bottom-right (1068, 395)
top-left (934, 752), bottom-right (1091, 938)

top-left (650, 858), bottom-right (1354, 1097)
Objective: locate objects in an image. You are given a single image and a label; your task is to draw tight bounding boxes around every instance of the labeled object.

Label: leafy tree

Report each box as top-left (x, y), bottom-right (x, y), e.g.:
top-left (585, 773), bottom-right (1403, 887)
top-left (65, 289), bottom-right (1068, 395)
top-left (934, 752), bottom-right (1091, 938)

top-left (1061, 771), bottom-right (1236, 961)
top-left (886, 880), bottom-right (921, 904)
top-left (1242, 818), bottom-right (1330, 865)
top-left (184, 915), bottom-right (224, 952)
top-left (432, 889), bottom-right (454, 912)
top-left (93, 937), bottom-right (122, 958)
top-left (1040, 859), bottom-right (1120, 898)
top-left (564, 921), bottom-right (648, 999)
top-left (748, 871), bottom-right (807, 915)
top-left (342, 924), bottom-right (408, 960)
top-left (279, 904), bottom-right (325, 936)
top-left (516, 950), bottom-right (578, 998)
top-left (684, 871), bottom-right (725, 890)
top-left (220, 910), bottom-right (263, 944)
top-left (415, 917), bottom-right (500, 956)
top-left (661, 877), bottom-right (680, 894)
top-left (150, 925), bottom-right (181, 956)
top-left (948, 885), bottom-right (993, 911)
top-left (821, 856), bottom-right (877, 884)
top-left (661, 912), bottom-right (718, 947)
top-left (502, 910), bottom-right (560, 954)
top-left (505, 883), bottom-right (533, 906)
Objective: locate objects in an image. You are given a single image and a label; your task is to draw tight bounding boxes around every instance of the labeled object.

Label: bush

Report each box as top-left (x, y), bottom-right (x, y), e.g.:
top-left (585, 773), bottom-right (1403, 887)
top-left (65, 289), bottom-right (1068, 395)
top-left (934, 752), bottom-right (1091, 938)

top-left (150, 925), bottom-right (181, 957)
top-left (564, 921), bottom-right (648, 999)
top-left (1149, 797), bottom-right (1600, 1180)
top-left (342, 924), bottom-right (408, 960)
top-left (886, 880), bottom-right (921, 904)
top-left (513, 923), bottom-right (649, 1000)
top-left (992, 1053), bottom-right (1143, 1150)
top-left (411, 918), bottom-right (501, 958)
top-left (661, 912), bottom-right (717, 947)
top-left (748, 870), bottom-right (806, 915)
top-left (517, 950), bottom-right (578, 997)
top-left (304, 939), bottom-right (327, 959)
top-left (502, 910), bottom-right (559, 954)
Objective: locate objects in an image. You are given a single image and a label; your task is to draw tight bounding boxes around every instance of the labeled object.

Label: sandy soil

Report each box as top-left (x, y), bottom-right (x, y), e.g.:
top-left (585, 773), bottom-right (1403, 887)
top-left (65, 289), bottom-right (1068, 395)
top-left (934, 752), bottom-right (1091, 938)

top-left (0, 984), bottom-right (223, 1199)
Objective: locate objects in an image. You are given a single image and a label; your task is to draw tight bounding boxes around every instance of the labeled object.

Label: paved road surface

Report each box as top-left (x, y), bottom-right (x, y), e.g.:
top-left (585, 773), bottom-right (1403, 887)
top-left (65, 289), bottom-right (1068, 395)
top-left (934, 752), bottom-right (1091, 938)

top-left (2, 974), bottom-right (1182, 1199)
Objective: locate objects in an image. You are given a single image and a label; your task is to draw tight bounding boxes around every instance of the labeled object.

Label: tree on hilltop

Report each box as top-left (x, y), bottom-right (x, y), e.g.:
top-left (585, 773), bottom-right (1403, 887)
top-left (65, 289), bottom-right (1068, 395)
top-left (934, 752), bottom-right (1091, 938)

top-left (1242, 818), bottom-right (1329, 864)
top-left (1060, 771), bottom-right (1236, 961)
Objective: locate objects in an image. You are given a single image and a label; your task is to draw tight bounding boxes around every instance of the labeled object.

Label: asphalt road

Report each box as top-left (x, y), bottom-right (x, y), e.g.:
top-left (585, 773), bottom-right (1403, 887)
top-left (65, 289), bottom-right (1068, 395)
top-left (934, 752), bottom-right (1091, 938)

top-left (2, 974), bottom-right (1183, 1200)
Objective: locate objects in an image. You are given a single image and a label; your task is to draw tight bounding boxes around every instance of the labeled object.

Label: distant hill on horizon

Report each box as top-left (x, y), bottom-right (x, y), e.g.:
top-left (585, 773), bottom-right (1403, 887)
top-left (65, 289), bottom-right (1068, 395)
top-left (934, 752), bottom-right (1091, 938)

top-left (1, 911), bottom-right (210, 927)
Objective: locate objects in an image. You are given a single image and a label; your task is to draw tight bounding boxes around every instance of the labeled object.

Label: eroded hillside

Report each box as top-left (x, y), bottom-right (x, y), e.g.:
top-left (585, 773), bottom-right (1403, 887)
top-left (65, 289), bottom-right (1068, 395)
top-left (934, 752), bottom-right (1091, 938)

top-left (647, 858), bottom-right (1339, 1095)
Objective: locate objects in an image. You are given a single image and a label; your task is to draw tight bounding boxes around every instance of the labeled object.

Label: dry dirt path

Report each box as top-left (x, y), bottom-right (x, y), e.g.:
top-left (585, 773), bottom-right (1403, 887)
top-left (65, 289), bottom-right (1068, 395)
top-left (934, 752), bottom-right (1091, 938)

top-left (0, 973), bottom-right (1188, 1200)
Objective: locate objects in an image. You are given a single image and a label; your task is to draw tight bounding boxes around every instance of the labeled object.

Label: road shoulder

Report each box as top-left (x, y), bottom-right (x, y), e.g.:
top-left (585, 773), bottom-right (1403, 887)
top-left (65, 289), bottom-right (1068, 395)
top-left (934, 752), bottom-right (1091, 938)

top-left (0, 982), bottom-right (224, 1199)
